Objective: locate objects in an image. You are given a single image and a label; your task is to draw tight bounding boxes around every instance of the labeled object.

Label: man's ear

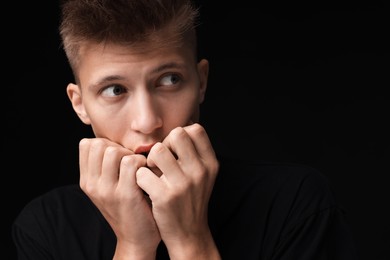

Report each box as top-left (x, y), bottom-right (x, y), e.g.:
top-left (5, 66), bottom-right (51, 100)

top-left (197, 59), bottom-right (209, 104)
top-left (66, 83), bottom-right (91, 125)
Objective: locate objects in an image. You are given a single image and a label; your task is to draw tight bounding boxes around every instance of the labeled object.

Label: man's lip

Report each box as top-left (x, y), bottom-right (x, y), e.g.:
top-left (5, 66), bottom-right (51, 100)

top-left (135, 144), bottom-right (155, 154)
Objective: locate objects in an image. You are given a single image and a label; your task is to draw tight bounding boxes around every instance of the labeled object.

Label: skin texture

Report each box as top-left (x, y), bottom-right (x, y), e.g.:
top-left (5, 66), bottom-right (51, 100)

top-left (66, 41), bottom-right (221, 259)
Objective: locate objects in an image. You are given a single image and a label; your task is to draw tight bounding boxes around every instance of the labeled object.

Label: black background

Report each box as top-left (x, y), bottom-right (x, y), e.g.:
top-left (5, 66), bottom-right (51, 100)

top-left (4, 1), bottom-right (389, 259)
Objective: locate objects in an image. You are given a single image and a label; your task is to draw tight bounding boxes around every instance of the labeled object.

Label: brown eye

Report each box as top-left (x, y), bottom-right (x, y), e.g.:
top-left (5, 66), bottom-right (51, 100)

top-left (102, 84), bottom-right (126, 96)
top-left (159, 73), bottom-right (181, 86)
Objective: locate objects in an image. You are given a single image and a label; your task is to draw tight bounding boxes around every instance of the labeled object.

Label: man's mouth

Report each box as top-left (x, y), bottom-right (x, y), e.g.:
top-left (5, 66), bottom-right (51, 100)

top-left (135, 143), bottom-right (155, 155)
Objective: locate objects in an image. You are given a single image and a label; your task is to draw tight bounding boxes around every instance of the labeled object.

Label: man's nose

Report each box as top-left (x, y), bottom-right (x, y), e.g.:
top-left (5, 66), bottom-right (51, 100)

top-left (130, 92), bottom-right (163, 134)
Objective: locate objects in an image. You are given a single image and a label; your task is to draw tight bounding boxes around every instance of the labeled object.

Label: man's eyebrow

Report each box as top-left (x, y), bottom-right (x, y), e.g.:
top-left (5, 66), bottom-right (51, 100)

top-left (92, 75), bottom-right (126, 87)
top-left (150, 62), bottom-right (186, 74)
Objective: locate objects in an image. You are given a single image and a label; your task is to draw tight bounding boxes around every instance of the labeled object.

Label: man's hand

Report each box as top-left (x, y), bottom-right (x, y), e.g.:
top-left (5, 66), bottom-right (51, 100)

top-left (78, 137), bottom-right (161, 259)
top-left (136, 123), bottom-right (220, 259)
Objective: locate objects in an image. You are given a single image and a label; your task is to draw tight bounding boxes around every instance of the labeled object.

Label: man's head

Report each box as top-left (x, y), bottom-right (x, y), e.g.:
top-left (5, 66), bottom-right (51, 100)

top-left (61, 0), bottom-right (209, 153)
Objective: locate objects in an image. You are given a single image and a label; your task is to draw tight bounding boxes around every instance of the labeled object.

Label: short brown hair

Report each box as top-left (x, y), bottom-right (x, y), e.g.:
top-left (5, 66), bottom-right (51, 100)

top-left (59, 0), bottom-right (200, 74)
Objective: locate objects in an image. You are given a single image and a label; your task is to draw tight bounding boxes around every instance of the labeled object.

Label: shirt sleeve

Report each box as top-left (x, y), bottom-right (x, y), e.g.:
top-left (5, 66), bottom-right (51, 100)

top-left (12, 201), bottom-right (53, 260)
top-left (272, 205), bottom-right (359, 260)
top-left (271, 169), bottom-right (359, 260)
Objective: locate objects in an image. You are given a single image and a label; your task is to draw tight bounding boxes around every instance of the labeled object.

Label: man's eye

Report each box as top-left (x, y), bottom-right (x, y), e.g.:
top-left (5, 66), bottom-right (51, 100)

top-left (160, 74), bottom-right (181, 86)
top-left (101, 85), bottom-right (126, 96)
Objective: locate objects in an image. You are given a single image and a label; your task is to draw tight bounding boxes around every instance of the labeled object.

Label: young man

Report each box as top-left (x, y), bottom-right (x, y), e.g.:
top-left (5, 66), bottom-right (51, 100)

top-left (12, 0), bottom-right (358, 259)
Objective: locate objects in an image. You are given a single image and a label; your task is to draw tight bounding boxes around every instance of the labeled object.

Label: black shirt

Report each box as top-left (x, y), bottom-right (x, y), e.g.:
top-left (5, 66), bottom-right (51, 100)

top-left (12, 156), bottom-right (358, 259)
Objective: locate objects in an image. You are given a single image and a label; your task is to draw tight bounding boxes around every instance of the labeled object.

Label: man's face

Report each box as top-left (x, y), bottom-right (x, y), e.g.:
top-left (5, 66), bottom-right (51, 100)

top-left (67, 41), bottom-right (208, 154)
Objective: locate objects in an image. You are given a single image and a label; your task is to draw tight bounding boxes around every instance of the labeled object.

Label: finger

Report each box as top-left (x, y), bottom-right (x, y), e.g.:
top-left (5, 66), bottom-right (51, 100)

top-left (79, 138), bottom-right (133, 188)
top-left (117, 154), bottom-right (147, 191)
top-left (147, 142), bottom-right (184, 184)
top-left (182, 123), bottom-right (218, 166)
top-left (100, 145), bottom-right (134, 188)
top-left (161, 126), bottom-right (198, 165)
top-left (80, 138), bottom-right (109, 188)
top-left (136, 166), bottom-right (165, 202)
top-left (79, 138), bottom-right (92, 187)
